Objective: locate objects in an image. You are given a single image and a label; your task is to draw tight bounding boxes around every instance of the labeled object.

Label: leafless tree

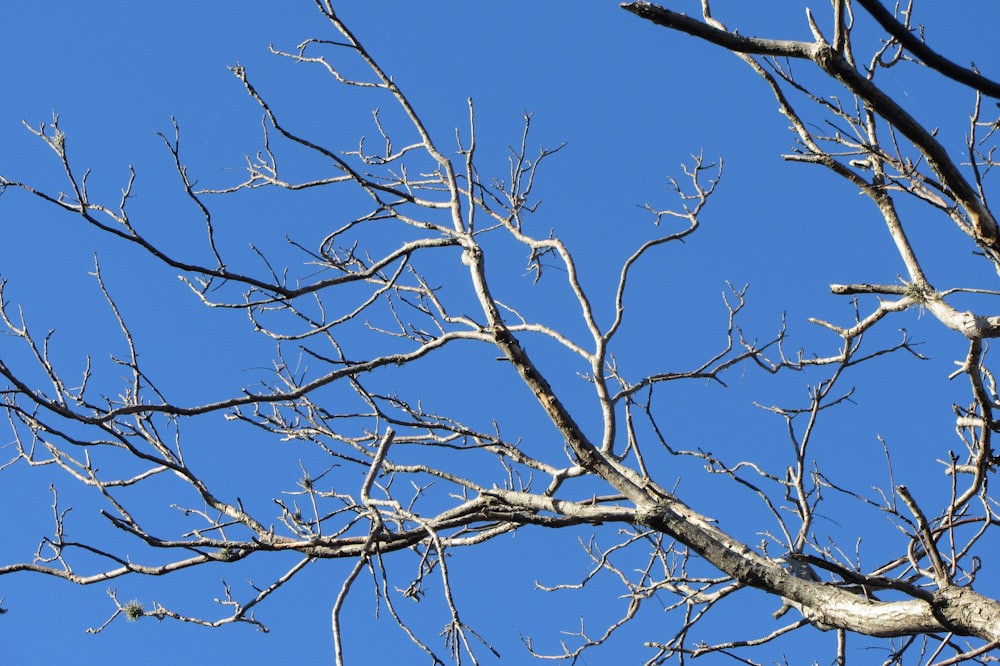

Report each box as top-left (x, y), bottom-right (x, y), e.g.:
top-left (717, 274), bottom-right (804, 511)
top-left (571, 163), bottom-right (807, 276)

top-left (3, 1), bottom-right (1000, 663)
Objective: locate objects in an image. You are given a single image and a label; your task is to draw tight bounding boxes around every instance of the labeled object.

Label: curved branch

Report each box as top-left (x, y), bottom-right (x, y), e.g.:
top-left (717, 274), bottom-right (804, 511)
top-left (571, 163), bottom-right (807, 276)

top-left (854, 0), bottom-right (1000, 99)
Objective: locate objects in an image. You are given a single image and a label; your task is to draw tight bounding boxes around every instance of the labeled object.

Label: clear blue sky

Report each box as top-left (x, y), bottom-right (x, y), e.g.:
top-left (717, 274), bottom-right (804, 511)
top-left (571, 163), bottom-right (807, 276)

top-left (2, 2), bottom-right (999, 663)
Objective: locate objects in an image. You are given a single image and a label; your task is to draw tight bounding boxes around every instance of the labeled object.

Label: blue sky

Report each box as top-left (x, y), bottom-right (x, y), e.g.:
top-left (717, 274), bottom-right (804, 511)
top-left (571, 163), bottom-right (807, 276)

top-left (3, 2), bottom-right (1000, 663)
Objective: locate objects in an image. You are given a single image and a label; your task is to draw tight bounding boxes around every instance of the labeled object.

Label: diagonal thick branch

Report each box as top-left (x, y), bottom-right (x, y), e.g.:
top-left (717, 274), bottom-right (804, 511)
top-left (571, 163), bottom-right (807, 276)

top-left (621, 1), bottom-right (1000, 251)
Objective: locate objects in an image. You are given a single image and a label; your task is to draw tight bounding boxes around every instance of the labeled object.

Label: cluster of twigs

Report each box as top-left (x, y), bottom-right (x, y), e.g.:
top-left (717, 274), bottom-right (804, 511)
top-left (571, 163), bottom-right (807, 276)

top-left (2, 1), bottom-right (1000, 663)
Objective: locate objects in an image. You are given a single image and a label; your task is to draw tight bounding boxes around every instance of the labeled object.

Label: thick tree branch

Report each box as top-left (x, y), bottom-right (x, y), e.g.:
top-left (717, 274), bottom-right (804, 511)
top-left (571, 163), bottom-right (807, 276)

top-left (854, 0), bottom-right (1000, 99)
